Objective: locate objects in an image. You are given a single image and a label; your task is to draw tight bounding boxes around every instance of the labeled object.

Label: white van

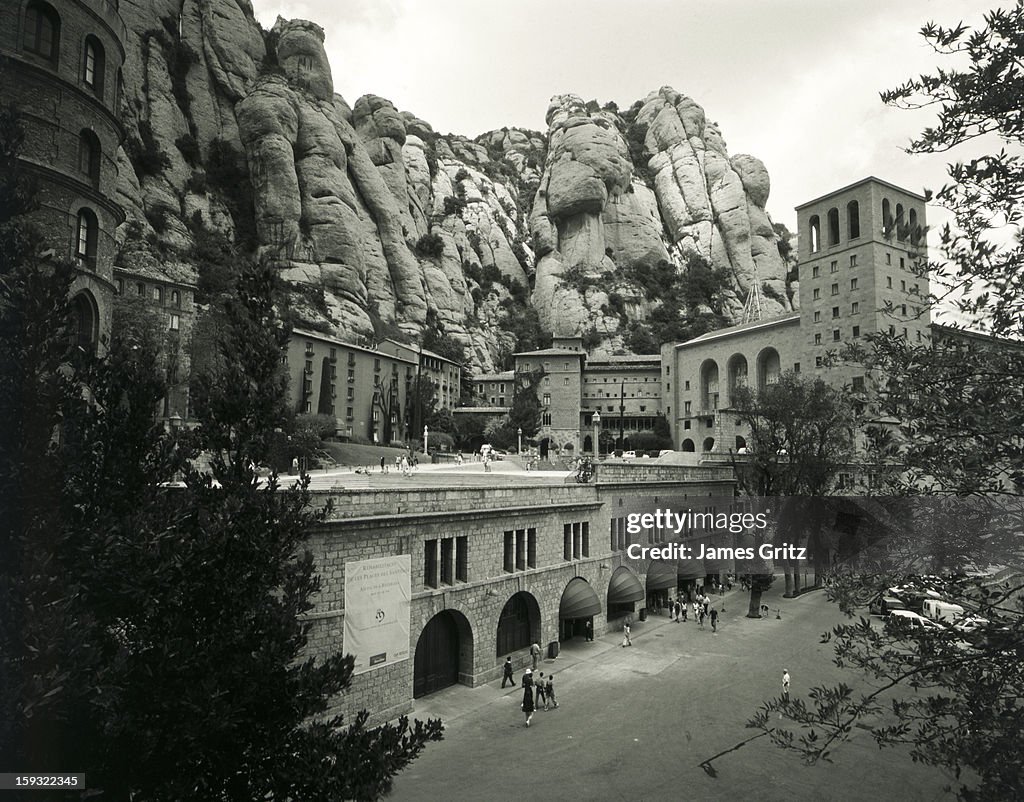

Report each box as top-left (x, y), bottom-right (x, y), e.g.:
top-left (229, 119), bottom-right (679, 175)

top-left (922, 599), bottom-right (965, 622)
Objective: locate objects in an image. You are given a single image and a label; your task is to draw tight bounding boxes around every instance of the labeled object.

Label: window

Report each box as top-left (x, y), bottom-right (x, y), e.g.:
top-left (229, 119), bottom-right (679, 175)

top-left (832, 306), bottom-right (839, 319)
top-left (563, 377), bottom-right (569, 386)
top-left (456, 536), bottom-right (468, 581)
top-left (78, 130), bottom-right (100, 184)
top-left (815, 356), bottom-right (823, 368)
top-left (563, 362), bottom-right (569, 370)
top-left (374, 358), bottom-right (380, 371)
top-left (136, 282), bottom-right (144, 296)
top-left (115, 278), bottom-right (123, 294)
top-left (900, 257), bottom-right (905, 269)
top-left (852, 325), bottom-right (860, 338)
top-left (809, 215), bottom-right (821, 252)
top-left (901, 281), bottom-right (906, 293)
top-left (684, 380), bottom-right (690, 391)
top-left (887, 277), bottom-right (893, 288)
top-left (563, 524), bottom-right (571, 561)
top-left (171, 290), bottom-right (181, 307)
top-left (814, 311), bottom-right (821, 323)
top-left (23, 2), bottom-right (60, 62)
top-left (886, 253), bottom-right (892, 265)
top-left (852, 376), bottom-right (865, 392)
top-left (83, 36), bottom-right (105, 97)
top-left (423, 539), bottom-right (438, 588)
top-left (683, 420), bottom-right (691, 430)
top-left (684, 401), bottom-right (691, 414)
top-left (345, 406), bottom-right (353, 419)
top-left (813, 288), bottom-right (820, 300)
top-left (75, 208), bottom-right (98, 264)
top-left (901, 304), bottom-right (907, 316)
top-left (527, 529), bottom-right (536, 568)
top-left (346, 387), bottom-right (354, 400)
top-left (814, 333), bottom-right (821, 345)
top-left (833, 329), bottom-right (841, 342)
top-left (152, 286), bottom-right (162, 302)
top-left (169, 313), bottom-right (180, 331)
top-left (812, 265), bottom-right (820, 278)
top-left (851, 302), bottom-right (859, 314)
top-left (503, 531), bottom-right (514, 573)
top-left (830, 260), bottom-right (838, 273)
top-left (542, 393), bottom-right (550, 406)
top-left (831, 283), bottom-right (839, 296)
top-left (793, 362), bottom-right (800, 373)
top-left (850, 278), bottom-right (858, 290)
top-left (542, 412), bottom-right (551, 425)
top-left (582, 522), bottom-right (590, 557)
top-left (889, 325), bottom-right (896, 335)
top-left (440, 538), bottom-right (453, 585)
top-left (882, 198), bottom-right (892, 235)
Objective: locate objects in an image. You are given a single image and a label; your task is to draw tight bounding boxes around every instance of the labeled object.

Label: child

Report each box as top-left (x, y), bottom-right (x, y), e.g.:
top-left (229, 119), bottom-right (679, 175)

top-left (545, 674), bottom-right (558, 709)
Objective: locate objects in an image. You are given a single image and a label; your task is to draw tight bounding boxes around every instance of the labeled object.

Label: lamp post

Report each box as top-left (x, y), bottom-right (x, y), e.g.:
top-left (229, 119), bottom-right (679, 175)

top-left (592, 410), bottom-right (601, 457)
top-left (517, 427), bottom-right (523, 455)
top-left (423, 425), bottom-right (429, 457)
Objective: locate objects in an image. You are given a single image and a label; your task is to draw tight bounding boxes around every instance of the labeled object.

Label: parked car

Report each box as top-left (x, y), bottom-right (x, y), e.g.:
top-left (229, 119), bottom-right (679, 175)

top-left (622, 450), bottom-right (637, 459)
top-left (922, 598), bottom-right (965, 622)
top-left (885, 609), bottom-right (941, 634)
top-left (658, 449), bottom-right (675, 457)
top-left (869, 594), bottom-right (908, 616)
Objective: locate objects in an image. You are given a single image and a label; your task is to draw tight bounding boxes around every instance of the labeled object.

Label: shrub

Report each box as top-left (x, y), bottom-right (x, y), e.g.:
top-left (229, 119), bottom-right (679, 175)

top-left (175, 134), bottom-right (201, 165)
top-left (415, 232), bottom-right (444, 258)
top-left (454, 167), bottom-right (470, 183)
top-left (126, 119), bottom-right (170, 178)
top-left (443, 196), bottom-right (465, 216)
top-left (145, 205), bottom-right (171, 234)
top-left (184, 172), bottom-right (208, 194)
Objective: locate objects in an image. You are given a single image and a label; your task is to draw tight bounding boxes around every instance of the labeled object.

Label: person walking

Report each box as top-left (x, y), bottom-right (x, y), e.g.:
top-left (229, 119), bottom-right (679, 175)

top-left (681, 599), bottom-right (688, 622)
top-left (710, 606), bottom-right (719, 634)
top-left (380, 456), bottom-right (387, 473)
top-left (521, 682), bottom-right (535, 726)
top-left (530, 641), bottom-right (541, 670)
top-left (698, 605), bottom-right (706, 629)
top-left (545, 674), bottom-right (558, 709)
top-left (622, 621), bottom-right (632, 647)
top-left (782, 669), bottom-right (791, 703)
top-left (584, 619), bottom-right (593, 641)
top-left (535, 671), bottom-right (547, 710)
top-left (501, 656), bottom-right (516, 688)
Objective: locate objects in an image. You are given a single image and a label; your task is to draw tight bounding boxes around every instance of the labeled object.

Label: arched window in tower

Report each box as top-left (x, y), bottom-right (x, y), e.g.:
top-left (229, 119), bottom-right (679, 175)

top-left (83, 35), bottom-right (106, 99)
top-left (78, 130), bottom-right (101, 185)
top-left (909, 208), bottom-right (919, 246)
top-left (70, 291), bottom-right (98, 352)
top-left (881, 198), bottom-right (892, 236)
top-left (809, 215), bottom-right (821, 253)
top-left (23, 1), bottom-right (61, 63)
top-left (847, 200), bottom-right (860, 239)
top-left (827, 207), bottom-right (840, 246)
top-left (895, 203), bottom-right (906, 241)
top-left (75, 208), bottom-right (98, 266)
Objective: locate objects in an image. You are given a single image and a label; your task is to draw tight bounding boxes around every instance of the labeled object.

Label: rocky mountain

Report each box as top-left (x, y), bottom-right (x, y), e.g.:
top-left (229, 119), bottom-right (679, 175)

top-left (113, 0), bottom-right (795, 373)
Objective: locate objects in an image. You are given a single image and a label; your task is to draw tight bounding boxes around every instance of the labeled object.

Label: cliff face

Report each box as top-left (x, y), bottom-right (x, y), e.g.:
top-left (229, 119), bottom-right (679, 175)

top-left (113, 2), bottom-right (793, 371)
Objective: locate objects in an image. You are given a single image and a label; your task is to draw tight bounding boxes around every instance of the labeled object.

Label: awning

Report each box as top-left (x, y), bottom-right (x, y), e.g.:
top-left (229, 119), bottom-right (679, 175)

top-left (607, 567), bottom-right (645, 604)
top-left (703, 556), bottom-right (732, 576)
top-left (559, 578), bottom-right (602, 619)
top-left (676, 559), bottom-right (705, 580)
top-left (645, 561), bottom-right (677, 591)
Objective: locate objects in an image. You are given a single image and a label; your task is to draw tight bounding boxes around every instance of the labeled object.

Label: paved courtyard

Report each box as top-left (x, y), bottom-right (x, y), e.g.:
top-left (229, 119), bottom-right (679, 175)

top-left (388, 584), bottom-right (958, 801)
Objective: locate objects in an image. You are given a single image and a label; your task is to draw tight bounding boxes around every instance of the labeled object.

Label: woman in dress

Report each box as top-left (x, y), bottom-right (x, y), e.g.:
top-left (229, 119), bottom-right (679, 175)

top-left (522, 681), bottom-right (535, 726)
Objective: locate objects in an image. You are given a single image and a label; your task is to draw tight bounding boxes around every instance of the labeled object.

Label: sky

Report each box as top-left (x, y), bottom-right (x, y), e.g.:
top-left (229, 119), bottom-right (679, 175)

top-left (250, 0), bottom-right (987, 232)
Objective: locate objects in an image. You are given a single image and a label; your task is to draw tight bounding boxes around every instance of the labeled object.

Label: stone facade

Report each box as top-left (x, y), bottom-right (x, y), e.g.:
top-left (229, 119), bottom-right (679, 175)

top-left (302, 467), bottom-right (735, 724)
top-left (1, 0), bottom-right (126, 351)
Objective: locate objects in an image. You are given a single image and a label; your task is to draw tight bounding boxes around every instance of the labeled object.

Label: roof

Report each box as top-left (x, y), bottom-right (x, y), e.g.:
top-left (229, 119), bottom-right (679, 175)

top-left (381, 338), bottom-right (463, 367)
top-left (453, 406), bottom-right (510, 414)
top-left (514, 348), bottom-right (587, 357)
top-left (292, 329), bottom-right (418, 363)
top-left (114, 259), bottom-right (198, 288)
top-left (670, 314), bottom-right (800, 349)
top-left (795, 176), bottom-right (927, 210)
top-left (472, 371), bottom-right (515, 382)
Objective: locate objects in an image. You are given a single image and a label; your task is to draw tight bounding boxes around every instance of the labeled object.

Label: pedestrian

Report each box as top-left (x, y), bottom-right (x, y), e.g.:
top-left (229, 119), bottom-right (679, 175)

top-left (521, 682), bottom-right (535, 727)
top-left (782, 669), bottom-right (790, 704)
top-left (501, 656), bottom-right (516, 688)
top-left (395, 455), bottom-right (401, 472)
top-left (530, 641), bottom-right (541, 670)
top-left (710, 607), bottom-right (719, 634)
top-left (291, 456), bottom-right (299, 475)
top-left (545, 674), bottom-right (558, 709)
top-left (380, 456), bottom-right (386, 473)
top-left (584, 619), bottom-right (593, 642)
top-left (681, 600), bottom-right (688, 622)
top-left (622, 621), bottom-right (632, 647)
top-left (522, 668), bottom-right (534, 689)
top-left (535, 671), bottom-right (547, 710)
top-left (698, 605), bottom-right (706, 629)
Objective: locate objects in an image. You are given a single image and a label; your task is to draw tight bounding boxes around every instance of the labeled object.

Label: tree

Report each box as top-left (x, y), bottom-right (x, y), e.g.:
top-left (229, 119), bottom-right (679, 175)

top-left (373, 374), bottom-right (402, 444)
top-left (731, 373), bottom-right (858, 599)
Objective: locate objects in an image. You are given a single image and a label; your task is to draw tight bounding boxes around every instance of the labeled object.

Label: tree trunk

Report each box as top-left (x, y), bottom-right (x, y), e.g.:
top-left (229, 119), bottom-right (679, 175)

top-left (783, 566), bottom-right (794, 597)
top-left (792, 563), bottom-right (802, 596)
top-left (747, 588), bottom-right (763, 618)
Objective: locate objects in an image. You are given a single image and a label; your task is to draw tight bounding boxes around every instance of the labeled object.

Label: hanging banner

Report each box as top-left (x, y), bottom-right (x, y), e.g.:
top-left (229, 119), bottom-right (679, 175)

top-left (343, 555), bottom-right (411, 675)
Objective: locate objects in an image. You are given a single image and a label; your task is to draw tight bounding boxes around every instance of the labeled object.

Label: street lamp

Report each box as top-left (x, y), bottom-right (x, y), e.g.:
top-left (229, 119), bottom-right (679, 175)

top-left (517, 427), bottom-right (523, 455)
top-left (592, 410), bottom-right (601, 457)
top-left (423, 425), bottom-right (429, 456)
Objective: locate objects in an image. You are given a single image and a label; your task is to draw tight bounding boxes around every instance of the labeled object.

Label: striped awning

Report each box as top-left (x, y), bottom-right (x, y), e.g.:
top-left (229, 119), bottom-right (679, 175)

top-left (607, 567), bottom-right (645, 604)
top-left (645, 560), bottom-right (677, 591)
top-left (559, 578), bottom-right (602, 619)
top-left (676, 559), bottom-right (706, 580)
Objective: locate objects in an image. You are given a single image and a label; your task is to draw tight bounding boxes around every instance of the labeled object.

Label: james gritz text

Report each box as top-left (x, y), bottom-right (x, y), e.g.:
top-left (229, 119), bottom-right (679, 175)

top-left (626, 543), bottom-right (808, 561)
top-left (626, 509), bottom-right (769, 535)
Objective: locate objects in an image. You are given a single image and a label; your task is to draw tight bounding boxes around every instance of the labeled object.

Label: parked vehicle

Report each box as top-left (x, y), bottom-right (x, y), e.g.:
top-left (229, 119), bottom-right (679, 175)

top-left (869, 594), bottom-right (908, 616)
top-left (622, 450), bottom-right (637, 459)
top-left (885, 609), bottom-right (940, 634)
top-left (922, 599), bottom-right (965, 622)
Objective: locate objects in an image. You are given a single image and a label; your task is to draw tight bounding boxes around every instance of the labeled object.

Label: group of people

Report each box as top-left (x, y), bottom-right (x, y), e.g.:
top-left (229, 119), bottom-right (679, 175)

top-left (502, 657), bottom-right (558, 726)
top-left (668, 589), bottom-right (720, 633)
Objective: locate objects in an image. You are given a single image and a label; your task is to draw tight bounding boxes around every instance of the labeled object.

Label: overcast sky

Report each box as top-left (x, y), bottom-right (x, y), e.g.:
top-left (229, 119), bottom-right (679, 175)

top-left (250, 0), bottom-right (985, 232)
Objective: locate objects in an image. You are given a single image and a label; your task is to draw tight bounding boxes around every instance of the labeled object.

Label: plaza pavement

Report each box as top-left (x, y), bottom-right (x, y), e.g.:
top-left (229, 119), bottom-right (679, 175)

top-left (283, 458), bottom-right (575, 491)
top-left (387, 583), bottom-right (959, 802)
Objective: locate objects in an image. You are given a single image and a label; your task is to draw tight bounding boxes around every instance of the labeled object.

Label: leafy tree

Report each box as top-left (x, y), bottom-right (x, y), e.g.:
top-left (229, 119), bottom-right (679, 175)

top-left (373, 374), bottom-right (402, 444)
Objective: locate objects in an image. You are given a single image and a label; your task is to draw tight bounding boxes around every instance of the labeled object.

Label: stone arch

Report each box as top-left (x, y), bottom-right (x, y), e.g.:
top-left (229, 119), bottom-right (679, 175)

top-left (809, 214), bottom-right (821, 252)
top-left (583, 434), bottom-right (593, 453)
top-left (847, 200), bottom-right (860, 239)
top-left (702, 437), bottom-right (715, 452)
top-left (756, 347), bottom-right (781, 390)
top-left (83, 34), bottom-right (105, 99)
top-left (895, 203), bottom-right (906, 240)
top-left (23, 1), bottom-right (61, 65)
top-left (881, 198), bottom-right (892, 235)
top-left (827, 207), bottom-right (840, 246)
top-left (735, 435), bottom-right (747, 451)
top-left (681, 438), bottom-right (695, 452)
top-left (414, 608), bottom-right (474, 698)
top-left (726, 353), bottom-right (748, 405)
top-left (699, 358), bottom-right (719, 411)
top-left (78, 129), bottom-right (101, 185)
top-left (607, 566), bottom-right (644, 620)
top-left (909, 208), bottom-right (920, 245)
top-left (495, 591), bottom-right (540, 658)
top-left (559, 577), bottom-right (602, 641)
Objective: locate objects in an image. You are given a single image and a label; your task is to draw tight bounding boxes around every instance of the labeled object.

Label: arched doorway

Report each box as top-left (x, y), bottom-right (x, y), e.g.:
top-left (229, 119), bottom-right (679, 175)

top-left (559, 577), bottom-right (602, 641)
top-left (414, 609), bottom-right (473, 698)
top-left (756, 347), bottom-right (781, 390)
top-left (607, 566), bottom-right (644, 620)
top-left (583, 434), bottom-right (593, 454)
top-left (727, 353), bottom-right (748, 405)
top-left (735, 435), bottom-right (747, 451)
top-left (496, 591), bottom-right (540, 657)
top-left (681, 439), bottom-right (695, 452)
top-left (645, 560), bottom-right (676, 613)
top-left (702, 437), bottom-right (715, 452)
top-left (539, 437), bottom-right (551, 459)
